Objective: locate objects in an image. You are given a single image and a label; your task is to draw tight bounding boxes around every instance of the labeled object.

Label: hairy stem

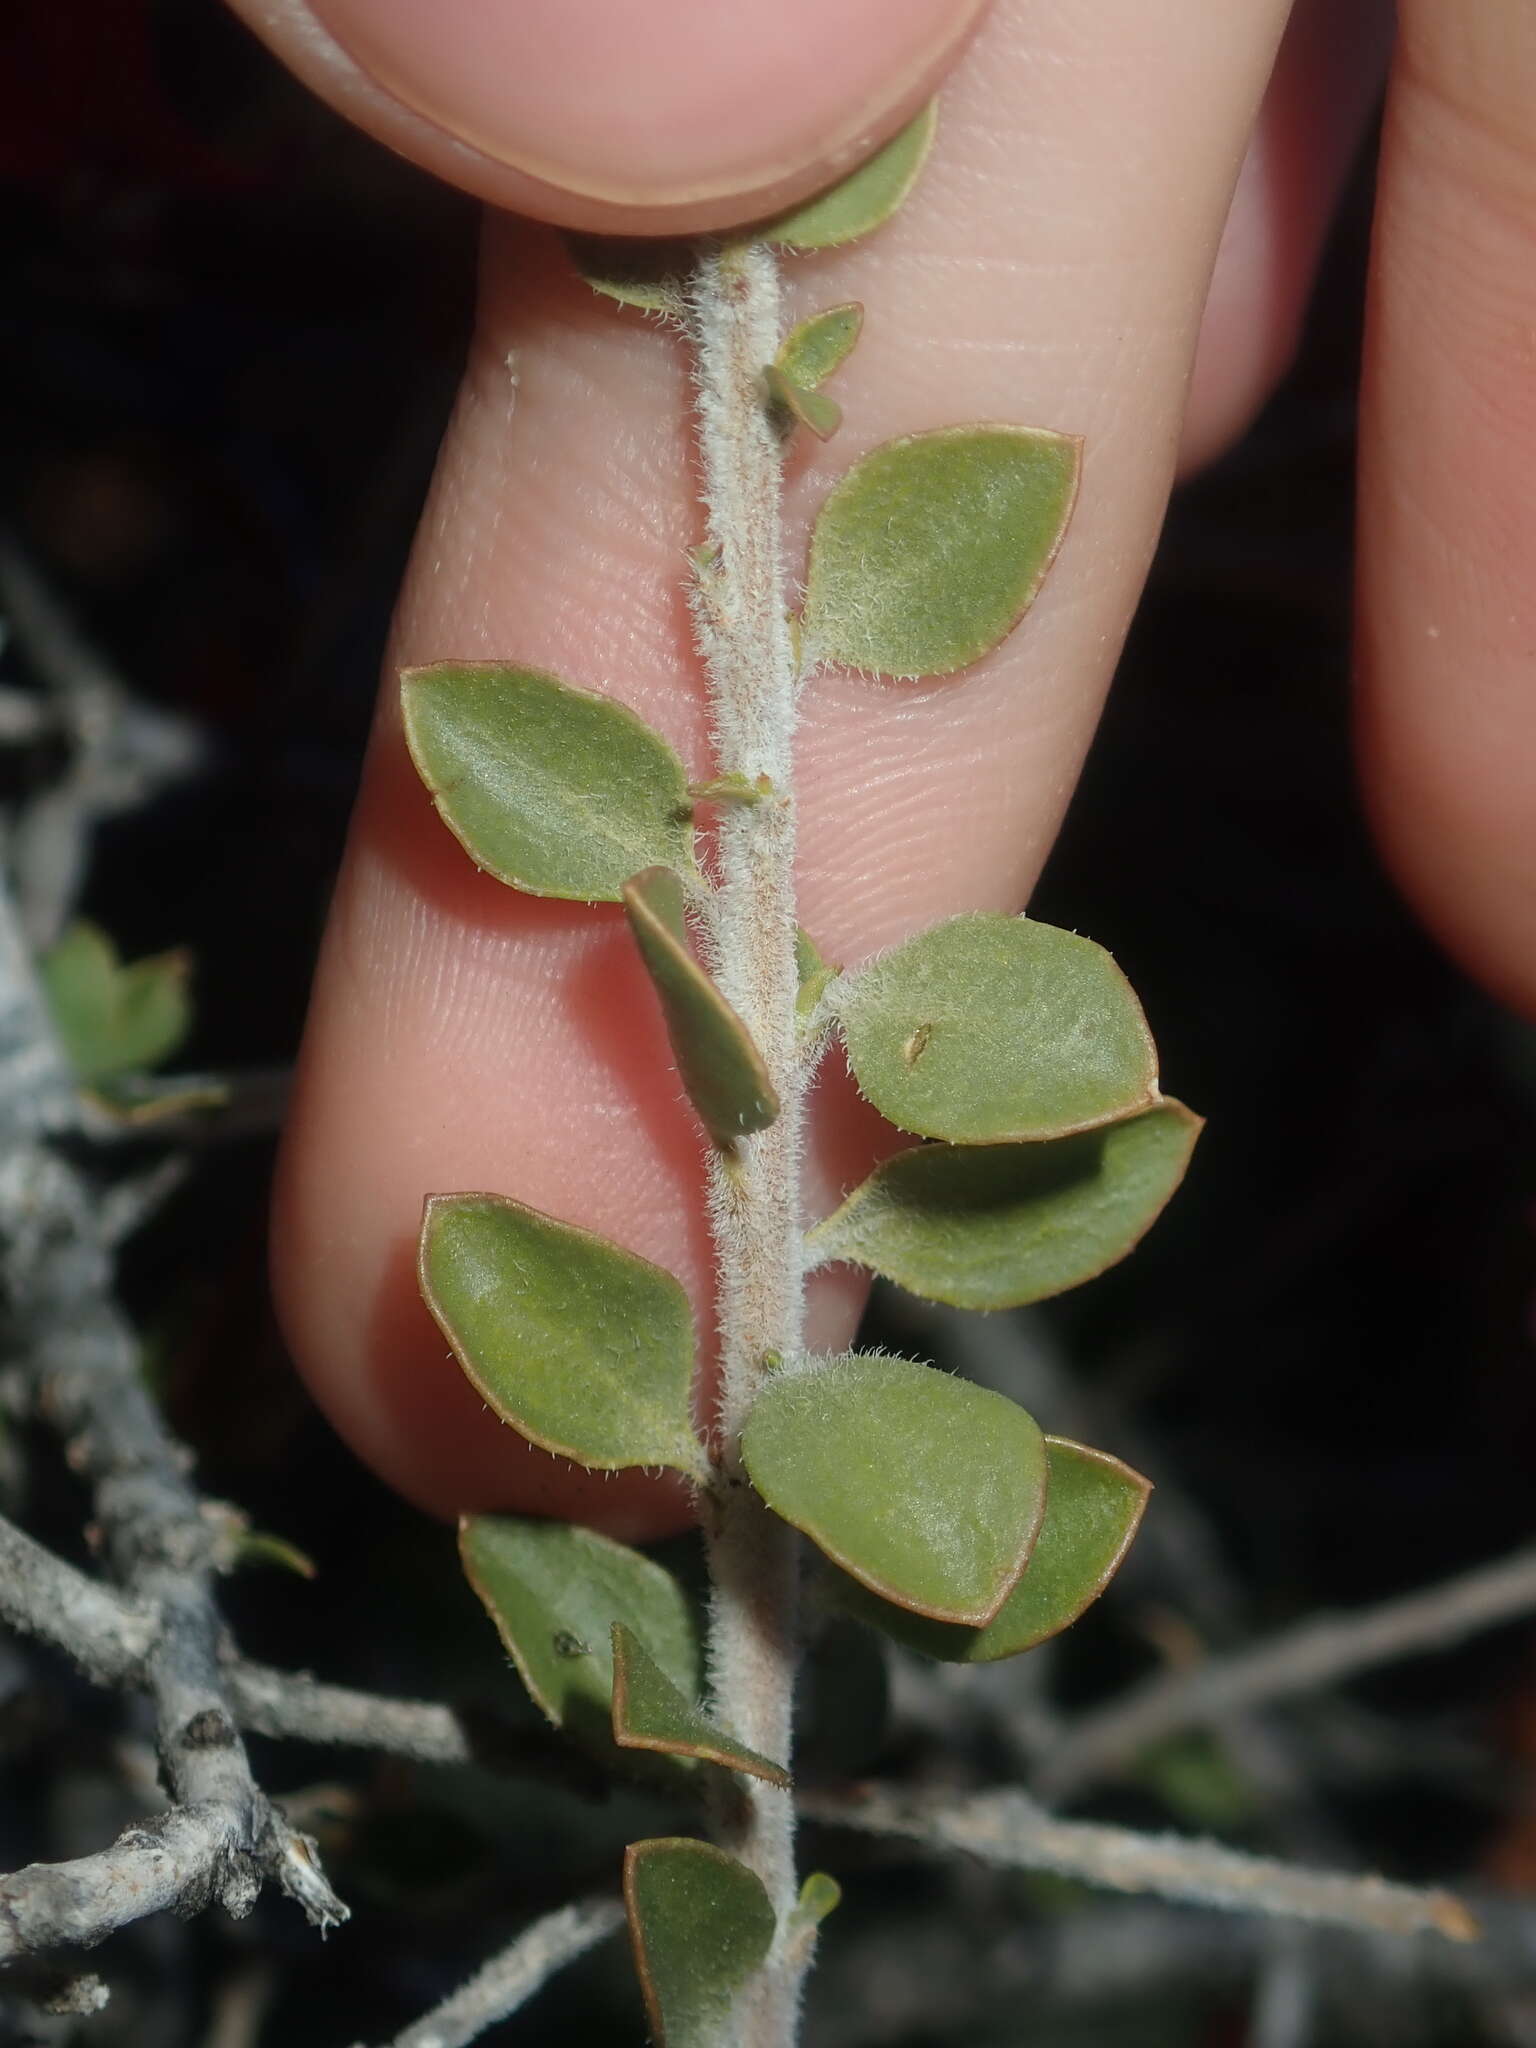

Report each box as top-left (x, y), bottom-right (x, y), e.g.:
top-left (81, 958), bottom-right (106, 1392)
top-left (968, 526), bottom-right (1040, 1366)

top-left (687, 239), bottom-right (806, 2044)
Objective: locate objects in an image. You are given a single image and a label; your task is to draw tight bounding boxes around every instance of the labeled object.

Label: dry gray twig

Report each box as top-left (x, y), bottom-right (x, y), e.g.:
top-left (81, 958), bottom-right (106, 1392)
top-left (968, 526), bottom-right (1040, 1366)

top-left (1039, 1543), bottom-right (1536, 1801)
top-left (223, 1660), bottom-right (472, 1768)
top-left (355, 1898), bottom-right (623, 2048)
top-left (802, 1785), bottom-right (1477, 1943)
top-left (0, 831), bottom-right (345, 1964)
top-left (0, 540), bottom-right (202, 949)
top-left (0, 1509), bottom-right (475, 1766)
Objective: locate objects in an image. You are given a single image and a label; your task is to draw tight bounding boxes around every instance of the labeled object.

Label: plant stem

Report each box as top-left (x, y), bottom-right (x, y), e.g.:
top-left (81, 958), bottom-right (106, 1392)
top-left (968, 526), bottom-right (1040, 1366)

top-left (687, 239), bottom-right (806, 2044)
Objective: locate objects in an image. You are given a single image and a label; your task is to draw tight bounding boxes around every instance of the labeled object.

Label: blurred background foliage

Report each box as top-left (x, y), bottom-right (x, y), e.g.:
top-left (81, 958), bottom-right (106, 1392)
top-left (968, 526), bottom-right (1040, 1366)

top-left (3, 4), bottom-right (1536, 2043)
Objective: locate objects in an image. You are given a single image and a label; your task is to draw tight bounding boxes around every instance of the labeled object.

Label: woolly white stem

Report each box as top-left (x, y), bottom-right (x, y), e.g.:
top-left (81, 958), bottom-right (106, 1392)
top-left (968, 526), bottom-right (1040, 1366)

top-left (687, 239), bottom-right (806, 2047)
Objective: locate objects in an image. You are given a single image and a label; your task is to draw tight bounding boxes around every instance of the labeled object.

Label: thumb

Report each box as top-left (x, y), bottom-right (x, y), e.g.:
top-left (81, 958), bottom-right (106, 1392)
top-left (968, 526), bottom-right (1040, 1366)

top-left (225, 0), bottom-right (989, 233)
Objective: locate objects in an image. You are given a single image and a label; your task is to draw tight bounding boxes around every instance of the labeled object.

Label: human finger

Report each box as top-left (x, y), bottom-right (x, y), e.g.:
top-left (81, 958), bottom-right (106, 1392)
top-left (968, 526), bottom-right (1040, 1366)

top-left (225, 0), bottom-right (991, 235)
top-left (1357, 3), bottom-right (1536, 1016)
top-left (273, 0), bottom-right (1295, 1528)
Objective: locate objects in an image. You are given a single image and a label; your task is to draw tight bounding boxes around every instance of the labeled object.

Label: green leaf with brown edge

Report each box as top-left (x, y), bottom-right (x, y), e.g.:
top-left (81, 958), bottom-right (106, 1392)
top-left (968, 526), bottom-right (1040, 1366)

top-left (776, 303), bottom-right (863, 389)
top-left (40, 921), bottom-right (191, 1084)
top-left (625, 1838), bottom-right (776, 2048)
top-left (401, 662), bottom-right (696, 903)
top-left (611, 1623), bottom-right (789, 1785)
top-left (806, 1103), bottom-right (1200, 1311)
top-left (564, 233), bottom-right (694, 315)
top-left (459, 1515), bottom-right (700, 1756)
top-left (835, 913), bottom-right (1158, 1144)
top-left (838, 1436), bottom-right (1150, 1661)
top-left (801, 425), bottom-right (1080, 679)
top-left (740, 1353), bottom-right (1047, 1625)
top-left (758, 102), bottom-right (936, 250)
top-left (420, 1193), bottom-right (707, 1478)
top-left (622, 866), bottom-right (780, 1145)
top-left (763, 363), bottom-right (841, 442)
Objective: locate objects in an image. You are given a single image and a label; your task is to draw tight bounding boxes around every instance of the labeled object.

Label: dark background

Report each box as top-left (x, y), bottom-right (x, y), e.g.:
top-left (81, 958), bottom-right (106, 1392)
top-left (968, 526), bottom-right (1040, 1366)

top-left (3, 4), bottom-right (1535, 2043)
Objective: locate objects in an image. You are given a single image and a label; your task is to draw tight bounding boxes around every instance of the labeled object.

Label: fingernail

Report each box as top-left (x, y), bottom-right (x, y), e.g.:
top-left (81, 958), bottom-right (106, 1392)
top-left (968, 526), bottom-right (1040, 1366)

top-left (308, 0), bottom-right (988, 209)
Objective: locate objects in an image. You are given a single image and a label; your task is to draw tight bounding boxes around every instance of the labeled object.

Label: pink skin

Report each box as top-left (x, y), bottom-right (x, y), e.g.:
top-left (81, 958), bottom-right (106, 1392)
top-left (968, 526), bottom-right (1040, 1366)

top-left (258, 0), bottom-right (1535, 1538)
top-left (227, 0), bottom-right (990, 233)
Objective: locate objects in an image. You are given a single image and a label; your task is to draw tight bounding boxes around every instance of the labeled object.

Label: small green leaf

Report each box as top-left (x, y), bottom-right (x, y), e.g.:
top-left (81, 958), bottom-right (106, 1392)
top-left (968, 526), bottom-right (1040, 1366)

top-left (793, 1872), bottom-right (842, 1927)
top-left (759, 103), bottom-right (936, 250)
top-left (741, 1354), bottom-right (1047, 1625)
top-left (801, 425), bottom-right (1080, 678)
top-left (625, 1838), bottom-right (776, 2048)
top-left (840, 1437), bottom-right (1150, 1661)
top-left (763, 363), bottom-right (841, 441)
top-left (81, 1073), bottom-right (229, 1127)
top-left (420, 1194), bottom-right (706, 1477)
top-left (40, 922), bottom-right (191, 1084)
top-left (611, 1623), bottom-right (789, 1785)
top-left (401, 663), bottom-right (695, 903)
top-left (233, 1529), bottom-right (318, 1580)
top-left (564, 234), bottom-right (693, 315)
top-left (835, 913), bottom-right (1158, 1144)
top-left (776, 304), bottom-right (863, 390)
top-left (622, 867), bottom-right (780, 1145)
top-left (807, 1104), bottom-right (1200, 1310)
top-left (688, 772), bottom-right (773, 807)
top-left (1132, 1732), bottom-right (1261, 1832)
top-left (795, 927), bottom-right (838, 1024)
top-left (460, 1516), bottom-right (700, 1751)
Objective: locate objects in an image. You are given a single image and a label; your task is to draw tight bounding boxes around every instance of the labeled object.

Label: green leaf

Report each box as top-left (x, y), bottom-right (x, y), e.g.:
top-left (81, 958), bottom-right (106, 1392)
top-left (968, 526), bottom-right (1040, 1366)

top-left (776, 303), bottom-right (863, 390)
top-left (759, 103), bottom-right (936, 250)
top-left (1132, 1732), bottom-right (1261, 1832)
top-left (400, 662), bottom-right (695, 902)
top-left (688, 772), bottom-right (773, 808)
top-left (801, 425), bottom-right (1080, 679)
top-left (792, 1872), bottom-right (842, 1928)
top-left (625, 1838), bottom-right (776, 2048)
top-left (763, 363), bottom-right (841, 442)
top-left (840, 1436), bottom-right (1150, 1661)
top-left (807, 1103), bottom-right (1200, 1310)
top-left (835, 913), bottom-right (1158, 1144)
top-left (795, 927), bottom-right (838, 1024)
top-left (622, 867), bottom-right (780, 1145)
top-left (564, 234), bottom-right (693, 315)
top-left (232, 1529), bottom-right (318, 1580)
top-left (459, 1515), bottom-right (700, 1752)
top-left (420, 1194), bottom-right (706, 1478)
top-left (611, 1623), bottom-right (789, 1785)
top-left (40, 922), bottom-right (191, 1084)
top-left (80, 1073), bottom-right (229, 1128)
top-left (741, 1353), bottom-right (1047, 1625)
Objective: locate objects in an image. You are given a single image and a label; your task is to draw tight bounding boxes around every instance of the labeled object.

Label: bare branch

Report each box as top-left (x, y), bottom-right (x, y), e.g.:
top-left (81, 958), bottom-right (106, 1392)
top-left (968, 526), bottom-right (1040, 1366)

top-left (0, 869), bottom-right (346, 1962)
top-left (0, 540), bottom-right (201, 949)
top-left (0, 1510), bottom-right (476, 1767)
top-left (802, 1786), bottom-right (1477, 1943)
top-left (0, 1803), bottom-right (295, 1962)
top-left (1039, 1543), bottom-right (1536, 1801)
top-left (224, 1662), bottom-right (473, 1768)
top-left (0, 1514), bottom-right (155, 1685)
top-left (355, 1898), bottom-right (623, 2048)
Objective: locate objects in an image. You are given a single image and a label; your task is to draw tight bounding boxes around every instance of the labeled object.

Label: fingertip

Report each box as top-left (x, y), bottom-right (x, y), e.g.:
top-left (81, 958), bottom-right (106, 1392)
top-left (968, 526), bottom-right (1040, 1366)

top-left (229, 0), bottom-right (988, 232)
top-left (1179, 0), bottom-right (1391, 476)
